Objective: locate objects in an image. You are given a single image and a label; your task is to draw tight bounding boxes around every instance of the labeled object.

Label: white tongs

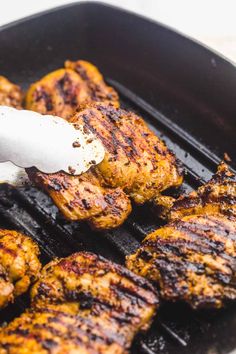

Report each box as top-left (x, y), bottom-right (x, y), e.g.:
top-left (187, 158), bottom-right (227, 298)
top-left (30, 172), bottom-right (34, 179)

top-left (0, 106), bottom-right (105, 186)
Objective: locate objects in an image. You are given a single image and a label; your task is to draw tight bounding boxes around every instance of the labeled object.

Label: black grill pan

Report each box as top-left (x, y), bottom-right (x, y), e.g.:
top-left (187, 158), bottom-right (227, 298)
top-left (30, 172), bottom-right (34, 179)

top-left (0, 2), bottom-right (236, 353)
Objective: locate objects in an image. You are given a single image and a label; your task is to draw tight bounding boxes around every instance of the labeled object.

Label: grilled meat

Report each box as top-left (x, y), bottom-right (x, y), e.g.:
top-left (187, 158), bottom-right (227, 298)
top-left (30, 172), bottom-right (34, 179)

top-left (0, 76), bottom-right (23, 108)
top-left (31, 252), bottom-right (158, 334)
top-left (27, 102), bottom-right (183, 230)
top-left (169, 162), bottom-right (236, 220)
top-left (127, 213), bottom-right (236, 309)
top-left (27, 168), bottom-right (132, 230)
top-left (0, 229), bottom-right (41, 309)
top-left (0, 306), bottom-right (131, 354)
top-left (25, 60), bottom-right (119, 119)
top-left (127, 163), bottom-right (236, 309)
top-left (0, 252), bottom-right (158, 353)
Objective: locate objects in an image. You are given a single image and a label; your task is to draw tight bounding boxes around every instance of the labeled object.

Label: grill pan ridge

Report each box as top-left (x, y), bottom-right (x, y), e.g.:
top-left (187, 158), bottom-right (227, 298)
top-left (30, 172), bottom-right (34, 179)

top-left (0, 2), bottom-right (236, 353)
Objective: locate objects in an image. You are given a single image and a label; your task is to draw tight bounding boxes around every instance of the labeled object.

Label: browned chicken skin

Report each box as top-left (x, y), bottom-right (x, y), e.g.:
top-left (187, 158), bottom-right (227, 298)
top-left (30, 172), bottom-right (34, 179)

top-left (127, 163), bottom-right (236, 309)
top-left (27, 101), bottom-right (183, 230)
top-left (0, 229), bottom-right (41, 309)
top-left (0, 252), bottom-right (158, 353)
top-left (25, 60), bottom-right (119, 119)
top-left (0, 76), bottom-right (23, 108)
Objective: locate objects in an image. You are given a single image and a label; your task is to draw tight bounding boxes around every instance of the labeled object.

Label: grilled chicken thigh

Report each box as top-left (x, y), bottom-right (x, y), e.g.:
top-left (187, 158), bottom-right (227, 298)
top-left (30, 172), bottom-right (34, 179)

top-left (0, 76), bottom-right (23, 108)
top-left (169, 162), bottom-right (236, 220)
top-left (0, 252), bottom-right (158, 353)
top-left (25, 60), bottom-right (119, 119)
top-left (0, 229), bottom-right (41, 309)
top-left (127, 213), bottom-right (236, 309)
top-left (127, 164), bottom-right (236, 309)
top-left (27, 102), bottom-right (183, 230)
top-left (0, 306), bottom-right (131, 354)
top-left (28, 168), bottom-right (132, 230)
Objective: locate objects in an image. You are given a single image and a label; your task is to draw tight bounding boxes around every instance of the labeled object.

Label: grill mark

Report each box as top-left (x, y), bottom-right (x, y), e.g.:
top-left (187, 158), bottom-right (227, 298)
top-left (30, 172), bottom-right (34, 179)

top-left (55, 281), bottom-right (125, 315)
top-left (82, 108), bottom-right (138, 162)
top-left (172, 224), bottom-right (227, 253)
top-left (0, 243), bottom-right (17, 257)
top-left (50, 311), bottom-right (125, 347)
top-left (94, 253), bottom-right (158, 296)
top-left (172, 196), bottom-right (200, 210)
top-left (206, 195), bottom-right (236, 206)
top-left (117, 112), bottom-right (167, 161)
top-left (67, 62), bottom-right (118, 103)
top-left (34, 88), bottom-right (53, 111)
top-left (173, 188), bottom-right (236, 212)
top-left (56, 73), bottom-right (78, 106)
top-left (81, 112), bottom-right (110, 151)
top-left (97, 105), bottom-right (166, 163)
top-left (204, 215), bottom-right (236, 238)
top-left (140, 227), bottom-right (235, 287)
top-left (150, 253), bottom-right (232, 292)
top-left (110, 287), bottom-right (145, 321)
top-left (6, 312), bottom-right (122, 350)
top-left (71, 316), bottom-right (125, 347)
top-left (32, 322), bottom-right (64, 338)
top-left (90, 109), bottom-right (137, 161)
top-left (173, 217), bottom-right (236, 242)
top-left (114, 280), bottom-right (154, 306)
top-left (73, 64), bottom-right (90, 81)
top-left (153, 254), bottom-right (203, 278)
top-left (149, 222), bottom-right (235, 263)
top-left (34, 321), bottom-right (102, 347)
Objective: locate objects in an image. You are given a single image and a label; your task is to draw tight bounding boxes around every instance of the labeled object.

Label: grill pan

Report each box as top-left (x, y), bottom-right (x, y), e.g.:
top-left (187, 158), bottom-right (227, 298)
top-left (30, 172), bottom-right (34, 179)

top-left (0, 2), bottom-right (236, 353)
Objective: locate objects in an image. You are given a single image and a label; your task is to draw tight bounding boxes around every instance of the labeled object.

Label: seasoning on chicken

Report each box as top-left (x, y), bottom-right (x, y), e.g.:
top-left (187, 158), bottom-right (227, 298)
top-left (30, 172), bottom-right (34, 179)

top-left (25, 60), bottom-right (119, 119)
top-left (0, 252), bottom-right (159, 353)
top-left (27, 102), bottom-right (183, 230)
top-left (127, 164), bottom-right (236, 309)
top-left (0, 76), bottom-right (23, 108)
top-left (0, 229), bottom-right (41, 309)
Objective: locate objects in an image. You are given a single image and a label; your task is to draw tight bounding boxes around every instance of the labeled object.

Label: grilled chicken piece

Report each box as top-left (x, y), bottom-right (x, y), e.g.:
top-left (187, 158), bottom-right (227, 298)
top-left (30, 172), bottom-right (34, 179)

top-left (0, 229), bottom-right (41, 309)
top-left (169, 162), bottom-right (236, 220)
top-left (25, 60), bottom-right (119, 119)
top-left (0, 252), bottom-right (158, 353)
top-left (27, 168), bottom-right (132, 230)
top-left (31, 252), bottom-right (158, 332)
top-left (127, 163), bottom-right (236, 309)
top-left (27, 102), bottom-right (183, 230)
top-left (0, 76), bottom-right (23, 108)
top-left (127, 214), bottom-right (236, 309)
top-left (0, 306), bottom-right (130, 354)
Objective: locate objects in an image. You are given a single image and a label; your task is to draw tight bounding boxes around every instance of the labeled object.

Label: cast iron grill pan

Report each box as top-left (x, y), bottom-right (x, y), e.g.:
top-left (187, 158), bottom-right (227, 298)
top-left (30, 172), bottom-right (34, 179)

top-left (0, 3), bottom-right (236, 353)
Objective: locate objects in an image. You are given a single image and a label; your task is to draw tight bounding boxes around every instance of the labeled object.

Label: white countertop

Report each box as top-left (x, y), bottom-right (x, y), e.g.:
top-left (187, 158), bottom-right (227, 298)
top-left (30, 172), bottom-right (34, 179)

top-left (1, 0), bottom-right (236, 63)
